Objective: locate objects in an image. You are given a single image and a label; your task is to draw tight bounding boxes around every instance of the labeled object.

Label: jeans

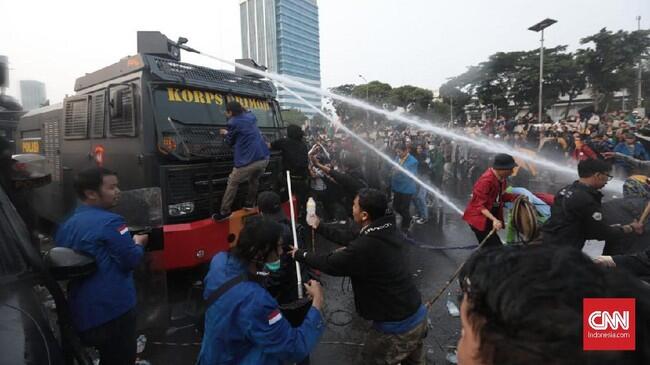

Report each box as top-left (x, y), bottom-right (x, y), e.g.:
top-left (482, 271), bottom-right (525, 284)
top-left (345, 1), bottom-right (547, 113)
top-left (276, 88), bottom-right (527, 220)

top-left (413, 186), bottom-right (429, 220)
top-left (220, 159), bottom-right (269, 214)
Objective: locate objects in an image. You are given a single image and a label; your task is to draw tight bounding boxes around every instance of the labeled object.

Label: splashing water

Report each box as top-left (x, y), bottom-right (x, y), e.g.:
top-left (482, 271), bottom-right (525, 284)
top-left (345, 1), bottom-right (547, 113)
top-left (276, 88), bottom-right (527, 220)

top-left (277, 82), bottom-right (464, 215)
top-left (196, 51), bottom-right (624, 193)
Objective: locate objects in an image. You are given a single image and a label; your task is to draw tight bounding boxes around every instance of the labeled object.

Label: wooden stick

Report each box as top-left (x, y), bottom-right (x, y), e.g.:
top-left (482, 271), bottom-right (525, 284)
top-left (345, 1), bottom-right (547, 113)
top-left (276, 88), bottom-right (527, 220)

top-left (286, 171), bottom-right (304, 299)
top-left (639, 201), bottom-right (650, 225)
top-left (425, 228), bottom-right (496, 309)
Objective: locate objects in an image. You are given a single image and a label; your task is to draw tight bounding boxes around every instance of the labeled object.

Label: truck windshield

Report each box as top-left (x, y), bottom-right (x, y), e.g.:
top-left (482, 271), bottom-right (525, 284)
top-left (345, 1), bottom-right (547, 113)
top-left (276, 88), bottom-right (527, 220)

top-left (154, 86), bottom-right (277, 128)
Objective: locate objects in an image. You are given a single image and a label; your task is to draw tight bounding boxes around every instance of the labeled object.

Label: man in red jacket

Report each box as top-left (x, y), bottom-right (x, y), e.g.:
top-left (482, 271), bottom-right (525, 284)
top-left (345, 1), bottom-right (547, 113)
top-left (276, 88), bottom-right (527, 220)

top-left (463, 154), bottom-right (518, 248)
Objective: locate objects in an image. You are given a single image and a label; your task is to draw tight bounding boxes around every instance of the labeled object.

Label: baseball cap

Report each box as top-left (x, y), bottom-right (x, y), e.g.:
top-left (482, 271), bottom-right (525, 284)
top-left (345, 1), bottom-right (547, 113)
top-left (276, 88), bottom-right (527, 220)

top-left (257, 191), bottom-right (286, 221)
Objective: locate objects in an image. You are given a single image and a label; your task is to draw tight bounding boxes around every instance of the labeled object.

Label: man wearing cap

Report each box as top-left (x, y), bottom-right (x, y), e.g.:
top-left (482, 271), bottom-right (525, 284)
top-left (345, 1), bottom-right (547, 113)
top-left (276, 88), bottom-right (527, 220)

top-left (463, 154), bottom-right (518, 248)
top-left (213, 101), bottom-right (270, 220)
top-left (256, 191), bottom-right (315, 365)
top-left (257, 191), bottom-right (310, 305)
top-left (542, 158), bottom-right (644, 250)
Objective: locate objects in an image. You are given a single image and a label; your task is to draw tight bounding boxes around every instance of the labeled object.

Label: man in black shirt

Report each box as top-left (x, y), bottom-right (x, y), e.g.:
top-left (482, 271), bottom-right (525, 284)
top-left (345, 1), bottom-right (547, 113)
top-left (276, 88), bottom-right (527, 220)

top-left (290, 188), bottom-right (426, 364)
top-left (271, 125), bottom-right (309, 216)
top-left (542, 159), bottom-right (643, 249)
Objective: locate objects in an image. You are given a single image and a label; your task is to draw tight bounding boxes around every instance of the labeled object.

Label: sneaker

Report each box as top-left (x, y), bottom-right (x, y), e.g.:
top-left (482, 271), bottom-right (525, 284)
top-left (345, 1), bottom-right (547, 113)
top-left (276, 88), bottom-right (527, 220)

top-left (415, 217), bottom-right (428, 225)
top-left (212, 211), bottom-right (232, 221)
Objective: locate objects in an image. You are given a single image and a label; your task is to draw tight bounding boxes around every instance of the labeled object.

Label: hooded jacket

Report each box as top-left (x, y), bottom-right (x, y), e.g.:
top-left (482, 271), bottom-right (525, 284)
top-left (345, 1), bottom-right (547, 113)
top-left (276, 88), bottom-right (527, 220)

top-left (198, 252), bottom-right (324, 365)
top-left (225, 111), bottom-right (270, 167)
top-left (295, 215), bottom-right (422, 322)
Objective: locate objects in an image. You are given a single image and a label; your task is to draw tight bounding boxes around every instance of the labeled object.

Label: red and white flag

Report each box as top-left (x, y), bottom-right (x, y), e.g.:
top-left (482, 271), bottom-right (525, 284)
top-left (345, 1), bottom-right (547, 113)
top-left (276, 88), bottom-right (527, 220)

top-left (118, 225), bottom-right (129, 236)
top-left (268, 309), bottom-right (282, 325)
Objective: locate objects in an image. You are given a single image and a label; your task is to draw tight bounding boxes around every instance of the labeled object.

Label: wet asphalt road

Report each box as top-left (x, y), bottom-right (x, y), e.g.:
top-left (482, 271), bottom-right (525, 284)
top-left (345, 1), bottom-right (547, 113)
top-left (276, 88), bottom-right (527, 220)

top-left (139, 175), bottom-right (594, 364)
top-left (137, 189), bottom-right (476, 365)
top-left (140, 204), bottom-right (473, 365)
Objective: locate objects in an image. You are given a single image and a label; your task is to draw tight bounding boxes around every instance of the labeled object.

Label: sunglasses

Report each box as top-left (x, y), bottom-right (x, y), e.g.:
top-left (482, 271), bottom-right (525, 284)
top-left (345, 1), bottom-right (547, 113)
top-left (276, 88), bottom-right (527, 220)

top-left (599, 172), bottom-right (614, 181)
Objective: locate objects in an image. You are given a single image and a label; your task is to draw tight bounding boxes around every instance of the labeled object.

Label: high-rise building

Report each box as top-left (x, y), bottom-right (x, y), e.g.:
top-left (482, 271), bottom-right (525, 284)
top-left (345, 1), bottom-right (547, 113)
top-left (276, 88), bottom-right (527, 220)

top-left (240, 0), bottom-right (321, 118)
top-left (20, 80), bottom-right (47, 110)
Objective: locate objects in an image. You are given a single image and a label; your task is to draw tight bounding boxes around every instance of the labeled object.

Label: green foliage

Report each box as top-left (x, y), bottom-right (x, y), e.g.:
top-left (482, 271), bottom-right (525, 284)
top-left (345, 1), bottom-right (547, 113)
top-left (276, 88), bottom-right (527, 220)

top-left (329, 84), bottom-right (361, 122)
top-left (328, 27), bottom-right (649, 122)
top-left (576, 28), bottom-right (650, 111)
top-left (310, 113), bottom-right (330, 127)
top-left (280, 109), bottom-right (308, 126)
top-left (389, 85), bottom-right (433, 114)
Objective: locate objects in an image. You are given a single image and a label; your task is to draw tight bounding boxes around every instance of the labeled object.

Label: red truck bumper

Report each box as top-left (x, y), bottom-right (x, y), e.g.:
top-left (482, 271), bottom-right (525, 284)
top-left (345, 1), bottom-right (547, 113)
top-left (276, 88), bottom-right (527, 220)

top-left (162, 200), bottom-right (295, 270)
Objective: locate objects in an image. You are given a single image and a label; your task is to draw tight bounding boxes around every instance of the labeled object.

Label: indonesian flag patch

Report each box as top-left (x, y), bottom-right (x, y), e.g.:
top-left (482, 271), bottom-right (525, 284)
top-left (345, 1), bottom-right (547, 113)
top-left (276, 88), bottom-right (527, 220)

top-left (118, 225), bottom-right (129, 235)
top-left (268, 309), bottom-right (282, 325)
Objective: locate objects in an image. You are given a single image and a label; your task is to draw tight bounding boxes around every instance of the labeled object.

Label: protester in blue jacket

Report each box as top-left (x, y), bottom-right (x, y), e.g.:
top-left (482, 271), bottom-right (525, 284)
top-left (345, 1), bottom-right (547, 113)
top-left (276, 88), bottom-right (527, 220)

top-left (213, 101), bottom-right (271, 220)
top-left (391, 143), bottom-right (419, 231)
top-left (55, 167), bottom-right (147, 365)
top-left (614, 133), bottom-right (650, 175)
top-left (198, 216), bottom-right (325, 365)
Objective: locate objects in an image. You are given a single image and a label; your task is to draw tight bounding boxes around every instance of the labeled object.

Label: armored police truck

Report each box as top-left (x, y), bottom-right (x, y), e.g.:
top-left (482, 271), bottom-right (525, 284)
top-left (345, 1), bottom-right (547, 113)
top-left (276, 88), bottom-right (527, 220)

top-left (18, 32), bottom-right (287, 270)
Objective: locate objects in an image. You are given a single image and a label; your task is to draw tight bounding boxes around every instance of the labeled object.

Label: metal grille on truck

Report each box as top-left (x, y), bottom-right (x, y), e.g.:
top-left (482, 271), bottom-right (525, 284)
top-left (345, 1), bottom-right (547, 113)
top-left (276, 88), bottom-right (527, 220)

top-left (43, 120), bottom-right (61, 182)
top-left (63, 96), bottom-right (89, 139)
top-left (164, 156), bottom-right (281, 222)
top-left (109, 88), bottom-right (136, 136)
top-left (152, 57), bottom-right (275, 94)
top-left (91, 91), bottom-right (105, 138)
top-left (174, 126), bottom-right (232, 159)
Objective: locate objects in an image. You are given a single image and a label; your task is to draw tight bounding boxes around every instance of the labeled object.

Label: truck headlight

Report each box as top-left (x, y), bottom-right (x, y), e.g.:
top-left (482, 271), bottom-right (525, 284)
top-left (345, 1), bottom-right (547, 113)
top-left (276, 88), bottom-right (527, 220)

top-left (168, 201), bottom-right (195, 216)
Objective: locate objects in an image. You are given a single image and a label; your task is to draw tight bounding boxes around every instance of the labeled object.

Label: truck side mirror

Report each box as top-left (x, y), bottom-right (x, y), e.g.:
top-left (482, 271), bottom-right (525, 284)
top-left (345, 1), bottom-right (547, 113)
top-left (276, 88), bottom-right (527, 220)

top-left (44, 247), bottom-right (96, 281)
top-left (109, 88), bottom-right (124, 119)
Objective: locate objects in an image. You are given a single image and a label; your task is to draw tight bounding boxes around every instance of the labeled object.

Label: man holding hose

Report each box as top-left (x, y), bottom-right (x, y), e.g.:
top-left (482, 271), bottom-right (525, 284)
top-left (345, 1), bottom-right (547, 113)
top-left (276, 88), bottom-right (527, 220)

top-left (463, 153), bottom-right (518, 248)
top-left (290, 188), bottom-right (427, 365)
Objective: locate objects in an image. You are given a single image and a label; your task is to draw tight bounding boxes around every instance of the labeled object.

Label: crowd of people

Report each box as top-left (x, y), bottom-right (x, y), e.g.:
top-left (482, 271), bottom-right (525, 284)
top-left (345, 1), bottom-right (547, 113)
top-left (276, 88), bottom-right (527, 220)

top-left (47, 101), bottom-right (650, 365)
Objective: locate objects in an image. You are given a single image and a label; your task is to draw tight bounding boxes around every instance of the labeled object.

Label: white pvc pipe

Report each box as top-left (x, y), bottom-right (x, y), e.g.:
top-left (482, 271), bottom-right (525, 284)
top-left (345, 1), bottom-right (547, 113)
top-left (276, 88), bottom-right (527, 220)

top-left (286, 171), bottom-right (304, 299)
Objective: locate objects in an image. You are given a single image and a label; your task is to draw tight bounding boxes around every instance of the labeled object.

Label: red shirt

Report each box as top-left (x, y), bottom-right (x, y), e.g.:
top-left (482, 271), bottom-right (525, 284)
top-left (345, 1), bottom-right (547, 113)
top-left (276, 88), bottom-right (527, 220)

top-left (571, 145), bottom-right (598, 161)
top-left (463, 168), bottom-right (517, 231)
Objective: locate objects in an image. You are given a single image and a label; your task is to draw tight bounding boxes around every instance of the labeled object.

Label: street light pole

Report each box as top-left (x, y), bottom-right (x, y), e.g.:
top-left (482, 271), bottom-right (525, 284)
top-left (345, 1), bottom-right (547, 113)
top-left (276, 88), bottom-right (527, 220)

top-left (528, 18), bottom-right (557, 124)
top-left (358, 74), bottom-right (369, 102)
top-left (449, 96), bottom-right (453, 128)
top-left (538, 28), bottom-right (544, 123)
top-left (637, 15), bottom-right (643, 109)
top-left (359, 74), bottom-right (369, 123)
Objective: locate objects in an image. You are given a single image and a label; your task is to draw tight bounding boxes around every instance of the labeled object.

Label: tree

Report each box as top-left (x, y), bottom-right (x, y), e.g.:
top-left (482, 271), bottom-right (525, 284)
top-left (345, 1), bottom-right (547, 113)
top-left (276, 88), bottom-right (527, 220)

top-left (311, 113), bottom-right (330, 128)
top-left (351, 81), bottom-right (392, 105)
top-left (510, 46), bottom-right (582, 115)
top-left (280, 109), bottom-right (308, 126)
top-left (439, 66), bottom-right (480, 120)
top-left (329, 84), bottom-right (359, 122)
top-left (440, 47), bottom-right (586, 119)
top-left (547, 52), bottom-right (587, 117)
top-left (428, 100), bottom-right (452, 123)
top-left (388, 85), bottom-right (433, 115)
top-left (576, 28), bottom-right (650, 112)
